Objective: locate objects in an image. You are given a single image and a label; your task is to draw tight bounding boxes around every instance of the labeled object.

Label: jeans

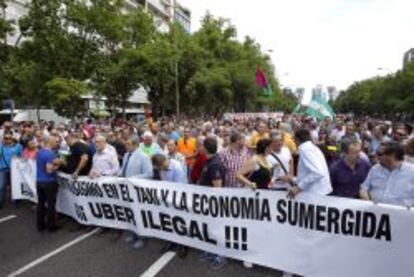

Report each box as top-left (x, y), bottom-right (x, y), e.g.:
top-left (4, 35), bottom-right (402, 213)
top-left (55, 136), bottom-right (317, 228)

top-left (36, 182), bottom-right (58, 229)
top-left (0, 169), bottom-right (10, 207)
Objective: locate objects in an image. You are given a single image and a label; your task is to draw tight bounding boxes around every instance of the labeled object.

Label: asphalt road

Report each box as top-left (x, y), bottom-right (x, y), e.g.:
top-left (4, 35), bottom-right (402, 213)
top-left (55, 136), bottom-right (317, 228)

top-left (0, 201), bottom-right (283, 277)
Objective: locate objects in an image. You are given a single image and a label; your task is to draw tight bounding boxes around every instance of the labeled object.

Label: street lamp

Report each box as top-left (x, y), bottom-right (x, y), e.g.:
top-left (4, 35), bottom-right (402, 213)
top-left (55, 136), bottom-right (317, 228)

top-left (164, 0), bottom-right (180, 118)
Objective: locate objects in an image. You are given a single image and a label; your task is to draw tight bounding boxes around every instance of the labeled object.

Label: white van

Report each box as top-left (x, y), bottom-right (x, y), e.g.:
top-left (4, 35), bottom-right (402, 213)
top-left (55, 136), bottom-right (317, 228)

top-left (0, 109), bottom-right (70, 124)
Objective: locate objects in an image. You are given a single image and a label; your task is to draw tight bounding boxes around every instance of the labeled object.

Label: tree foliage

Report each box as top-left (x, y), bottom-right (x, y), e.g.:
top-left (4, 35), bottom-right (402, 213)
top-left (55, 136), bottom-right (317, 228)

top-left (0, 1), bottom-right (296, 118)
top-left (334, 63), bottom-right (414, 117)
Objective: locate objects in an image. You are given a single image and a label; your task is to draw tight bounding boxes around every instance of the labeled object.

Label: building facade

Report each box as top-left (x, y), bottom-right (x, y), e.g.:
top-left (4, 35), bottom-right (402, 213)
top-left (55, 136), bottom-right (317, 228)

top-left (327, 86), bottom-right (339, 101)
top-left (294, 87), bottom-right (305, 103)
top-left (126, 0), bottom-right (191, 32)
top-left (6, 0), bottom-right (191, 44)
top-left (403, 48), bottom-right (414, 69)
top-left (312, 85), bottom-right (327, 102)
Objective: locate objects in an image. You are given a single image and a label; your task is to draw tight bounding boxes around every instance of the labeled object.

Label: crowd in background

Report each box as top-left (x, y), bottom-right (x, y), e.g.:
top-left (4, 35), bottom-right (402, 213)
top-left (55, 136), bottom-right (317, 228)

top-left (0, 114), bottom-right (414, 272)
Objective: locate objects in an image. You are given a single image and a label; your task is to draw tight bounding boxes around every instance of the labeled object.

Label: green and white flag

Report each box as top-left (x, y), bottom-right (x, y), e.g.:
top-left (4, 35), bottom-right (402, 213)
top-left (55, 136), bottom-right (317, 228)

top-left (306, 96), bottom-right (335, 120)
top-left (292, 104), bottom-right (302, 114)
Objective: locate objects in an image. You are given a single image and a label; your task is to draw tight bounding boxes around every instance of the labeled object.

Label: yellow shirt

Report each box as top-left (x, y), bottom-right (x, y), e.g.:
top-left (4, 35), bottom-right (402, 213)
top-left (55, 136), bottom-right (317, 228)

top-left (249, 131), bottom-right (269, 148)
top-left (283, 132), bottom-right (297, 154)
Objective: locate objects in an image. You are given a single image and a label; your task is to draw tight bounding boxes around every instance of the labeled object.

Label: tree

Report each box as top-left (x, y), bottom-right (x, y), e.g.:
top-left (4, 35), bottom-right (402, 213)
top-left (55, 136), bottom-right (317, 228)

top-left (334, 62), bottom-right (414, 119)
top-left (0, 0), bottom-right (16, 100)
top-left (45, 77), bottom-right (88, 119)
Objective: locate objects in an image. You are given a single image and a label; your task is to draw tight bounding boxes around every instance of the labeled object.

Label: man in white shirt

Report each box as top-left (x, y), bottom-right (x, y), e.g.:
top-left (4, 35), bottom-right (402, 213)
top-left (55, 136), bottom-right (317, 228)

top-left (267, 131), bottom-right (293, 190)
top-left (360, 141), bottom-right (414, 206)
top-left (287, 129), bottom-right (332, 198)
top-left (89, 135), bottom-right (120, 177)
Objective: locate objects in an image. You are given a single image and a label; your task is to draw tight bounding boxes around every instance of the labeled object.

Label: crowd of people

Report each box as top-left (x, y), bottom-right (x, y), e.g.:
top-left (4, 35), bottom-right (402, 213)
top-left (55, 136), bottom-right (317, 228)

top-left (0, 114), bottom-right (414, 272)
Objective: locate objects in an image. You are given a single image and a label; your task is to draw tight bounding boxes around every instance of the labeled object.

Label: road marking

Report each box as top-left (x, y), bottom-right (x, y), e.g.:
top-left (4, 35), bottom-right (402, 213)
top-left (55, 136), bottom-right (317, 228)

top-left (140, 251), bottom-right (177, 277)
top-left (7, 228), bottom-right (100, 277)
top-left (0, 215), bottom-right (17, 224)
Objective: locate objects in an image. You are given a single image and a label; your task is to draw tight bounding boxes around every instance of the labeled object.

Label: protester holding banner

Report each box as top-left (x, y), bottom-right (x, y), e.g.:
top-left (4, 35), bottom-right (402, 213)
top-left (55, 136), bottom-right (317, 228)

top-left (360, 141), bottom-right (414, 206)
top-left (151, 153), bottom-right (188, 257)
top-left (287, 128), bottom-right (332, 198)
top-left (330, 139), bottom-right (371, 198)
top-left (22, 138), bottom-right (38, 160)
top-left (36, 135), bottom-right (64, 232)
top-left (64, 132), bottom-right (92, 178)
top-left (198, 136), bottom-right (228, 269)
top-left (0, 131), bottom-right (23, 209)
top-left (122, 135), bottom-right (153, 249)
top-left (121, 136), bottom-right (153, 180)
top-left (237, 139), bottom-right (273, 190)
top-left (89, 135), bottom-right (120, 178)
top-left (267, 130), bottom-right (294, 190)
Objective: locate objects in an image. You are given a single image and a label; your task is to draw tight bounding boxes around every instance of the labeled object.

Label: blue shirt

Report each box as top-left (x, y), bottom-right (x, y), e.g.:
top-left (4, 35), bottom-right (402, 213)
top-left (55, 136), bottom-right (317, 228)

top-left (330, 158), bottom-right (371, 198)
top-left (160, 159), bottom-right (188, 184)
top-left (0, 143), bottom-right (23, 170)
top-left (121, 148), bottom-right (153, 179)
top-left (361, 162), bottom-right (414, 206)
top-left (169, 131), bottom-right (181, 142)
top-left (36, 148), bottom-right (57, 183)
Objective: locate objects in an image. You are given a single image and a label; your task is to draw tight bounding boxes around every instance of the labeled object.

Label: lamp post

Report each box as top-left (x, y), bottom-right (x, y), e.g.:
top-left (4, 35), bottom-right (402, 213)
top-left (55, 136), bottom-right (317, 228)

top-left (164, 0), bottom-right (180, 118)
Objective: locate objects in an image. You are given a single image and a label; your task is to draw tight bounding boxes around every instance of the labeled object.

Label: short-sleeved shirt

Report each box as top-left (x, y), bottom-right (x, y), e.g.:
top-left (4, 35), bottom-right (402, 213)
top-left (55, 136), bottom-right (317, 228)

top-left (64, 141), bottom-right (91, 176)
top-left (0, 143), bottom-right (23, 170)
top-left (199, 155), bottom-right (226, 187)
top-left (330, 158), bottom-right (371, 198)
top-left (361, 162), bottom-right (414, 206)
top-left (267, 147), bottom-right (293, 189)
top-left (36, 148), bottom-right (57, 183)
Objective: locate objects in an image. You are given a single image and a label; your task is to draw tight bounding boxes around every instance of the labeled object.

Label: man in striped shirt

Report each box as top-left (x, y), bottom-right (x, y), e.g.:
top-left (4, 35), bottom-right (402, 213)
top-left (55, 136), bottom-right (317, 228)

top-left (219, 131), bottom-right (250, 188)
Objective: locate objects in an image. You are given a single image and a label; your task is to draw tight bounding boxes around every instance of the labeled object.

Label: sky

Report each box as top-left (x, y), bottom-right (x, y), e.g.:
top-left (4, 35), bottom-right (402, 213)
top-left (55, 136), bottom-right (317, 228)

top-left (179, 0), bottom-right (414, 102)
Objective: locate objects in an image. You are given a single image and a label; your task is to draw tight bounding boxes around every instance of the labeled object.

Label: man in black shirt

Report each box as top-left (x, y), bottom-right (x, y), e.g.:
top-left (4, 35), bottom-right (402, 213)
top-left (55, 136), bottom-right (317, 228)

top-left (64, 132), bottom-right (92, 178)
top-left (198, 136), bottom-right (227, 270)
top-left (199, 137), bottom-right (226, 188)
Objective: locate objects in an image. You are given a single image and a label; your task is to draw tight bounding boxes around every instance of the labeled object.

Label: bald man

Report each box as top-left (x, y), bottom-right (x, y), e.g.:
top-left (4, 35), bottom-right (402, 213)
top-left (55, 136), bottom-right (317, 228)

top-left (89, 135), bottom-right (120, 178)
top-left (36, 135), bottom-right (64, 232)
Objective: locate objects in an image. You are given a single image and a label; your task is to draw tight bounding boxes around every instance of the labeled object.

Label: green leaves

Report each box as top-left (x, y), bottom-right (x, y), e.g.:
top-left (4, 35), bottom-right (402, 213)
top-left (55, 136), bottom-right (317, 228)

top-left (334, 63), bottom-right (414, 115)
top-left (1, 1), bottom-right (297, 118)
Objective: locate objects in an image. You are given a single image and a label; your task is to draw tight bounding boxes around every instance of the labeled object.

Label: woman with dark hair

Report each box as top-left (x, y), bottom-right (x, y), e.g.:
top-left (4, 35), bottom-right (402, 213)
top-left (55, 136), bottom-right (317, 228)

top-left (237, 138), bottom-right (273, 190)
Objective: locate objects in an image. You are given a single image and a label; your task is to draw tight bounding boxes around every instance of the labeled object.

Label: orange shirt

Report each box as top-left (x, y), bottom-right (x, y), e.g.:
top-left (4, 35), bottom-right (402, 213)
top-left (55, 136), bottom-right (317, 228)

top-left (177, 137), bottom-right (197, 166)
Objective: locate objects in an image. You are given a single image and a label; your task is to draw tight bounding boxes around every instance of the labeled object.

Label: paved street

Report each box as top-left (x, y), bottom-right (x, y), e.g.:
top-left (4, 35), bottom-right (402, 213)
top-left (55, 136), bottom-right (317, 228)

top-left (0, 201), bottom-right (282, 277)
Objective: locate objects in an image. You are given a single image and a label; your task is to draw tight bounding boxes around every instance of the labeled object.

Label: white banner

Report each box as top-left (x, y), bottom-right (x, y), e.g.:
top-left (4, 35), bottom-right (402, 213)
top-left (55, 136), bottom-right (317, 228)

top-left (11, 166), bottom-right (414, 277)
top-left (223, 112), bottom-right (284, 122)
top-left (11, 158), bottom-right (37, 203)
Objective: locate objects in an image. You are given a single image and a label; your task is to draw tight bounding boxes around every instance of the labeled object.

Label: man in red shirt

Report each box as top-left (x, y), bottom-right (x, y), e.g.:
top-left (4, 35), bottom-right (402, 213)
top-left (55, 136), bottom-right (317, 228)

top-left (190, 136), bottom-right (207, 184)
